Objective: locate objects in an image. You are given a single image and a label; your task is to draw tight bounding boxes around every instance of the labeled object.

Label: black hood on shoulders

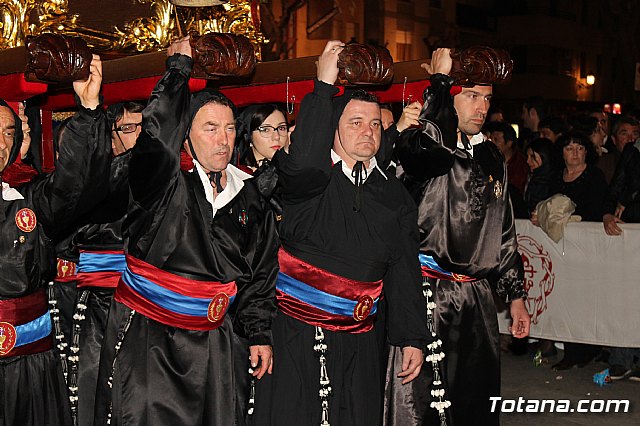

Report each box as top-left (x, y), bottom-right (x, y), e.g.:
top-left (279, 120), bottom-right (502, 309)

top-left (0, 98), bottom-right (24, 170)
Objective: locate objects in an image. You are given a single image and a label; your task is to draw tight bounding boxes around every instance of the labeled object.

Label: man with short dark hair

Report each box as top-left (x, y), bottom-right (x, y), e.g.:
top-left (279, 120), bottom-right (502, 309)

top-left (254, 40), bottom-right (427, 426)
top-left (389, 48), bottom-right (529, 426)
top-left (94, 38), bottom-right (279, 426)
top-left (490, 121), bottom-right (529, 196)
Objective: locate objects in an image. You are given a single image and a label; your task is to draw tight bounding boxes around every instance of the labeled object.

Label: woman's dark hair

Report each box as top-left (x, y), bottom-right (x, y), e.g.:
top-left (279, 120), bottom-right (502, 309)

top-left (555, 131), bottom-right (598, 165)
top-left (235, 104), bottom-right (287, 168)
top-left (526, 137), bottom-right (554, 171)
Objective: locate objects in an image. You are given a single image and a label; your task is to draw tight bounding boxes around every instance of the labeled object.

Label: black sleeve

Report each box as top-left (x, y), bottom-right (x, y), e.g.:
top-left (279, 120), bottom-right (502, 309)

top-left (384, 200), bottom-right (430, 348)
top-left (32, 100), bottom-right (111, 241)
top-left (129, 54), bottom-right (193, 209)
top-left (606, 145), bottom-right (640, 213)
top-left (233, 197), bottom-right (279, 346)
top-left (275, 79), bottom-right (339, 203)
top-left (394, 73), bottom-right (459, 182)
top-left (489, 196), bottom-right (527, 303)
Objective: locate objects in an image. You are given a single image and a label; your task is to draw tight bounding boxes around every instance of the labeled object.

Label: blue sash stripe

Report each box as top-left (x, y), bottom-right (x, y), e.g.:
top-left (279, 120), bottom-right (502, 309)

top-left (15, 312), bottom-right (52, 347)
top-left (121, 267), bottom-right (236, 317)
top-left (276, 272), bottom-right (378, 317)
top-left (418, 253), bottom-right (451, 275)
top-left (78, 252), bottom-right (127, 273)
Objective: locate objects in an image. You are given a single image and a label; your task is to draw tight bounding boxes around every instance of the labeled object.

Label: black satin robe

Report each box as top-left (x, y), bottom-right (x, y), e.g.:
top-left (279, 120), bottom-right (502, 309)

top-left (93, 55), bottom-right (279, 426)
top-left (52, 151), bottom-right (131, 426)
top-left (0, 101), bottom-right (111, 426)
top-left (387, 74), bottom-right (527, 426)
top-left (253, 80), bottom-right (428, 426)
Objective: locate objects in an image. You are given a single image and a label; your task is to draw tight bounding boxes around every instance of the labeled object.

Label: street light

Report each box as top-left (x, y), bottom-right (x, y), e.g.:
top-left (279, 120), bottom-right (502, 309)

top-left (586, 74), bottom-right (596, 86)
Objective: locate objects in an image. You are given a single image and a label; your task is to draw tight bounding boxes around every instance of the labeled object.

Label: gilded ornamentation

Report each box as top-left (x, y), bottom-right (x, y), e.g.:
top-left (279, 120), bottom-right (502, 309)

top-left (0, 0), bottom-right (265, 57)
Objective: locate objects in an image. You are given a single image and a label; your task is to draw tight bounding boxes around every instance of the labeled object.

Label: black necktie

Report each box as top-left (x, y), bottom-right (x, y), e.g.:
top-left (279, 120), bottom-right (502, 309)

top-left (351, 161), bottom-right (367, 213)
top-left (208, 171), bottom-right (223, 192)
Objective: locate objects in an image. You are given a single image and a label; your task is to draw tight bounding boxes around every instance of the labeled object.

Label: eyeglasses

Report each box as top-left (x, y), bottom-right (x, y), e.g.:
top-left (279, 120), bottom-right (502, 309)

top-left (256, 125), bottom-right (288, 137)
top-left (114, 122), bottom-right (142, 134)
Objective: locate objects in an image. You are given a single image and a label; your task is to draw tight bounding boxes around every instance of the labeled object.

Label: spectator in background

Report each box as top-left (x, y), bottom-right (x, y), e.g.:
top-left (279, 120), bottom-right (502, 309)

top-left (602, 135), bottom-right (640, 236)
top-left (488, 122), bottom-right (529, 218)
top-left (487, 106), bottom-right (505, 123)
top-left (489, 122), bottom-right (529, 195)
top-left (235, 104), bottom-right (289, 173)
top-left (539, 116), bottom-right (569, 144)
top-left (548, 132), bottom-right (607, 370)
top-left (606, 116), bottom-right (639, 156)
top-left (570, 115), bottom-right (614, 183)
top-left (589, 109), bottom-right (610, 147)
top-left (521, 97), bottom-right (548, 146)
top-left (524, 137), bottom-right (555, 218)
top-left (550, 132), bottom-right (607, 222)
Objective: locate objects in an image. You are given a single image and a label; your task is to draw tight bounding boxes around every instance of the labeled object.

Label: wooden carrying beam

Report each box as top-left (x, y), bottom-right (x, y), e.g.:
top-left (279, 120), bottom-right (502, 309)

top-left (0, 44), bottom-right (430, 108)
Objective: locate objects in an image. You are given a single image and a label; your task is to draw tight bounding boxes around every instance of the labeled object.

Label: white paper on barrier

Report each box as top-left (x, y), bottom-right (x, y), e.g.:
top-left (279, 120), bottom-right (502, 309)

top-left (497, 219), bottom-right (640, 348)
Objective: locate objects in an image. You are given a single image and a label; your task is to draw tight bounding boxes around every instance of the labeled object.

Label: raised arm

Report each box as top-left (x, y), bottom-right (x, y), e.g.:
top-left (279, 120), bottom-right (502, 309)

top-left (129, 38), bottom-right (193, 209)
top-left (33, 55), bottom-right (111, 240)
top-left (394, 49), bottom-right (459, 182)
top-left (275, 41), bottom-right (342, 202)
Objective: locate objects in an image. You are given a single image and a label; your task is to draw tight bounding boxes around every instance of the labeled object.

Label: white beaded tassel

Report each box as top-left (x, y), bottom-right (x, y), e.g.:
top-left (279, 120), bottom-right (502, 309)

top-left (106, 309), bottom-right (136, 425)
top-left (423, 277), bottom-right (450, 426)
top-left (314, 326), bottom-right (331, 426)
top-left (48, 281), bottom-right (69, 382)
top-left (247, 357), bottom-right (256, 416)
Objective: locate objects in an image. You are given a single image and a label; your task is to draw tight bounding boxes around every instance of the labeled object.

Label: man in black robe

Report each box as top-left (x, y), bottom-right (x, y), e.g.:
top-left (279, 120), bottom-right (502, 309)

top-left (254, 40), bottom-right (428, 426)
top-left (386, 48), bottom-right (530, 425)
top-left (49, 100), bottom-right (144, 426)
top-left (94, 38), bottom-right (278, 426)
top-left (0, 55), bottom-right (110, 425)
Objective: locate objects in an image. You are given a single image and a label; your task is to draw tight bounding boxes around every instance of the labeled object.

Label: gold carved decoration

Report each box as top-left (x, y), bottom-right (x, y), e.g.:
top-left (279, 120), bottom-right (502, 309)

top-left (0, 0), bottom-right (265, 57)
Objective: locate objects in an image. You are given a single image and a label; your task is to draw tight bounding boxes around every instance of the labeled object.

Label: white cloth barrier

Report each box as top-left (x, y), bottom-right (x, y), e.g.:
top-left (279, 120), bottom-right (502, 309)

top-left (497, 219), bottom-right (640, 348)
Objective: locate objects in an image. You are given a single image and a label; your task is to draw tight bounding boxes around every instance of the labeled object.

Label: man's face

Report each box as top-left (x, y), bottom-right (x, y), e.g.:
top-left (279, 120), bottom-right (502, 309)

top-left (612, 123), bottom-right (640, 152)
top-left (333, 100), bottom-right (382, 167)
top-left (0, 106), bottom-right (16, 172)
top-left (539, 127), bottom-right (560, 143)
top-left (521, 105), bottom-right (535, 130)
top-left (111, 110), bottom-right (142, 156)
top-left (187, 103), bottom-right (236, 173)
top-left (488, 111), bottom-right (504, 122)
top-left (490, 130), bottom-right (512, 156)
top-left (454, 85), bottom-right (492, 136)
top-left (590, 111), bottom-right (608, 135)
top-left (380, 108), bottom-right (394, 130)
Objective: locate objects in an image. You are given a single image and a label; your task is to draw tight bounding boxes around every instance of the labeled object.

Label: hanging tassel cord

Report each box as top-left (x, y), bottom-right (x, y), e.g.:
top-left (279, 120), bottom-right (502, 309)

top-left (423, 277), bottom-right (451, 426)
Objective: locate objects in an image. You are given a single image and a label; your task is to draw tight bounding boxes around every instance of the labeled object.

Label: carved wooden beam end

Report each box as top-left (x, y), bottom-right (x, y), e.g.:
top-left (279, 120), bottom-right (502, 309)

top-left (337, 44), bottom-right (394, 86)
top-left (189, 32), bottom-right (257, 79)
top-left (25, 34), bottom-right (93, 83)
top-left (449, 46), bottom-right (513, 87)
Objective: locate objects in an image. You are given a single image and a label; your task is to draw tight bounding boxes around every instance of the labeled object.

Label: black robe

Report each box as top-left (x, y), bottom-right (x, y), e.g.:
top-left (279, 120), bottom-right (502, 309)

top-left (0, 100), bottom-right (110, 426)
top-left (387, 73), bottom-right (527, 426)
top-left (93, 54), bottom-right (279, 426)
top-left (253, 79), bottom-right (428, 426)
top-left (51, 151), bottom-right (131, 426)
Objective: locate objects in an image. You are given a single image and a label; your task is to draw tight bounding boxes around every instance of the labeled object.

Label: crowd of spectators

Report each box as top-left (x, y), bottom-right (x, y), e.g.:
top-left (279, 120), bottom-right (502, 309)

top-left (482, 98), bottom-right (640, 378)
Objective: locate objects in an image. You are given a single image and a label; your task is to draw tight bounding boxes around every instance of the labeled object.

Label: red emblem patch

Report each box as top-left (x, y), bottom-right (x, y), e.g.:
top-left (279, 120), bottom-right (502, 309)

top-left (207, 293), bottom-right (230, 323)
top-left (518, 234), bottom-right (555, 324)
top-left (0, 322), bottom-right (17, 356)
top-left (353, 295), bottom-right (374, 321)
top-left (15, 208), bottom-right (37, 233)
top-left (56, 259), bottom-right (77, 279)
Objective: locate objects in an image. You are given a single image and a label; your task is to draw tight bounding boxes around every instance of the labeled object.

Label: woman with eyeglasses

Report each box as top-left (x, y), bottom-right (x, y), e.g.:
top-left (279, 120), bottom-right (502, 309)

top-left (236, 104), bottom-right (290, 172)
